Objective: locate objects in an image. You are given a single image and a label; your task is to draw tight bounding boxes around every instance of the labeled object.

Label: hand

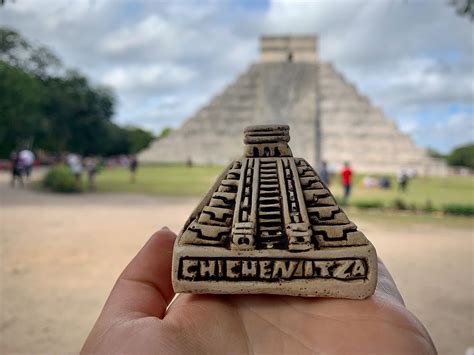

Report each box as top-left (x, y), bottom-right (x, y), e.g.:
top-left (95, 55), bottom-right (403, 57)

top-left (82, 228), bottom-right (436, 354)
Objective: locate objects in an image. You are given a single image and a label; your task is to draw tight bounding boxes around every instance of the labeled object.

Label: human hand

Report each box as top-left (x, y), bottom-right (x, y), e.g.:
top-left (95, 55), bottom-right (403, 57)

top-left (82, 228), bottom-right (436, 354)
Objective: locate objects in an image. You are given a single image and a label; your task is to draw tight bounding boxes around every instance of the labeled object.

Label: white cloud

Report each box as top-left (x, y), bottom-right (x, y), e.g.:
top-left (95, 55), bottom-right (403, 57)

top-left (399, 116), bottom-right (419, 134)
top-left (414, 111), bottom-right (474, 152)
top-left (101, 15), bottom-right (179, 54)
top-left (102, 63), bottom-right (196, 92)
top-left (0, 0), bottom-right (472, 151)
top-left (358, 56), bottom-right (473, 111)
top-left (7, 0), bottom-right (111, 29)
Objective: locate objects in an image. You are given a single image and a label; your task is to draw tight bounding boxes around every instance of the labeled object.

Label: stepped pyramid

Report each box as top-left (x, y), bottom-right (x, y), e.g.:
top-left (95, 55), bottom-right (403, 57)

top-left (140, 35), bottom-right (447, 175)
top-left (172, 125), bottom-right (377, 299)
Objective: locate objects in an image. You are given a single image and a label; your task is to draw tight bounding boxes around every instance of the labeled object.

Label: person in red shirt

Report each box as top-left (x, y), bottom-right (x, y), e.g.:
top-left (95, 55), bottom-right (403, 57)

top-left (341, 161), bottom-right (352, 202)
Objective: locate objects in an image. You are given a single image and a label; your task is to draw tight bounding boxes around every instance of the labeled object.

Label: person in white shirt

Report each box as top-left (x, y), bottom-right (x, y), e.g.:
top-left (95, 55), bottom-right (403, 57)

top-left (19, 149), bottom-right (35, 180)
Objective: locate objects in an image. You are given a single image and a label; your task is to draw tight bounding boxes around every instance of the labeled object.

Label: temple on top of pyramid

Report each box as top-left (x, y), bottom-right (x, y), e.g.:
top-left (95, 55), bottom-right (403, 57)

top-left (172, 125), bottom-right (378, 299)
top-left (140, 35), bottom-right (447, 175)
top-left (260, 35), bottom-right (317, 62)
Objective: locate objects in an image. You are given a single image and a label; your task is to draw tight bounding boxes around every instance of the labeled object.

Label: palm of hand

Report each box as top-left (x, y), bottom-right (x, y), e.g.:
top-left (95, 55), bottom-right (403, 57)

top-left (82, 230), bottom-right (435, 354)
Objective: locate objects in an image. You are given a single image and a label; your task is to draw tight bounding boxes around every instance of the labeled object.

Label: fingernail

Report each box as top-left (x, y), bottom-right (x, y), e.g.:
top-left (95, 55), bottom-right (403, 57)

top-left (161, 226), bottom-right (169, 231)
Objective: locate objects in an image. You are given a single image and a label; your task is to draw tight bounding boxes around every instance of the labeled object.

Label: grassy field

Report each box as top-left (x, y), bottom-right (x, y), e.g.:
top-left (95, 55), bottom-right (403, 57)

top-left (96, 164), bottom-right (223, 196)
top-left (329, 174), bottom-right (474, 208)
top-left (96, 164), bottom-right (473, 210)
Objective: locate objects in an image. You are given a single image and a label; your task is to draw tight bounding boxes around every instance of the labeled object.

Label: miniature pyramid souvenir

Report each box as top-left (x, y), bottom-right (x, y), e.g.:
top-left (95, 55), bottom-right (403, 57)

top-left (172, 125), bottom-right (377, 299)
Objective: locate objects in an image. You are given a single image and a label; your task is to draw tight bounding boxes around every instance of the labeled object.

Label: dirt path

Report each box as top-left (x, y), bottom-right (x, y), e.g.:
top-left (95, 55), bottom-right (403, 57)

top-left (1, 173), bottom-right (472, 354)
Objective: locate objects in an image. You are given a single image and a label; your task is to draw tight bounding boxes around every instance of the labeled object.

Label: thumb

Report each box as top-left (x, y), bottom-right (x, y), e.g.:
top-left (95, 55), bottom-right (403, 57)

top-left (85, 228), bottom-right (176, 342)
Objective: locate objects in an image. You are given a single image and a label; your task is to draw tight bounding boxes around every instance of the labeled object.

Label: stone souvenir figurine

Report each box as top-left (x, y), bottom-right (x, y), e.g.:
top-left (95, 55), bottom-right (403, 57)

top-left (172, 125), bottom-right (377, 299)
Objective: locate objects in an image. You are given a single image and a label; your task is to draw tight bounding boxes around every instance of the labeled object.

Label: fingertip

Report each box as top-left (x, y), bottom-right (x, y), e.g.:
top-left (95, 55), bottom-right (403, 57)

top-left (150, 227), bottom-right (177, 247)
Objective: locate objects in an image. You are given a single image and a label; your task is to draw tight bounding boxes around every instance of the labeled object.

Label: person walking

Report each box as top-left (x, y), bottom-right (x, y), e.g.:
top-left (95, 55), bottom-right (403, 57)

top-left (10, 151), bottom-right (24, 187)
top-left (67, 153), bottom-right (83, 184)
top-left (19, 149), bottom-right (35, 181)
top-left (84, 157), bottom-right (98, 191)
top-left (341, 161), bottom-right (352, 203)
top-left (129, 155), bottom-right (138, 183)
top-left (397, 169), bottom-right (409, 192)
top-left (320, 161), bottom-right (330, 185)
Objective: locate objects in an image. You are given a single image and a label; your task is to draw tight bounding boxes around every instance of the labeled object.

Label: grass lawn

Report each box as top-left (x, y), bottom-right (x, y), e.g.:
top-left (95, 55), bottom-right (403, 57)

top-left (329, 174), bottom-right (474, 209)
top-left (346, 207), bottom-right (474, 229)
top-left (96, 164), bottom-right (473, 209)
top-left (96, 164), bottom-right (224, 196)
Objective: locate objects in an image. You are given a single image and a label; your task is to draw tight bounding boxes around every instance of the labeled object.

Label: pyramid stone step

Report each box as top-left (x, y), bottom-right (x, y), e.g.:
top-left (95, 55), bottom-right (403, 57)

top-left (259, 184), bottom-right (279, 190)
top-left (259, 203), bottom-right (280, 210)
top-left (258, 211), bottom-right (281, 218)
top-left (259, 196), bottom-right (280, 202)
top-left (260, 179), bottom-right (278, 184)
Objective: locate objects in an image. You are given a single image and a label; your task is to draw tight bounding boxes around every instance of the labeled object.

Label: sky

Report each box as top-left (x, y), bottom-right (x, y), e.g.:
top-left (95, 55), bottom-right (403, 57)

top-left (1, 0), bottom-right (473, 153)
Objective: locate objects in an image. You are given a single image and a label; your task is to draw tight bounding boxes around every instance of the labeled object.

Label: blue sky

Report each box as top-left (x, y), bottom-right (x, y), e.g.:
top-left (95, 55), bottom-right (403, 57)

top-left (1, 0), bottom-right (472, 153)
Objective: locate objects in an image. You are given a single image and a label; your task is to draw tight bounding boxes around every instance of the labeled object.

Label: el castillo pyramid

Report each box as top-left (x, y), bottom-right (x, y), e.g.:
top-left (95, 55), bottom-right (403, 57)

top-left (172, 125), bottom-right (377, 298)
top-left (140, 35), bottom-right (446, 175)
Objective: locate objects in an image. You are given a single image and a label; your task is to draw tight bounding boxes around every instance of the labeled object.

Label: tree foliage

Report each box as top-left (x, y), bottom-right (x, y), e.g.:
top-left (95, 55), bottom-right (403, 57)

top-left (0, 27), bottom-right (154, 158)
top-left (447, 143), bottom-right (474, 169)
top-left (125, 127), bottom-right (155, 154)
top-left (158, 127), bottom-right (173, 139)
top-left (0, 61), bottom-right (46, 157)
top-left (0, 27), bottom-right (61, 77)
top-left (450, 0), bottom-right (474, 21)
top-left (427, 148), bottom-right (446, 159)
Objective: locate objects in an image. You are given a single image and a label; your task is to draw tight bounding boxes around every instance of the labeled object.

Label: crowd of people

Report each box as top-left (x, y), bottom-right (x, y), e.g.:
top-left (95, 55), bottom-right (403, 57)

top-left (65, 153), bottom-right (139, 189)
top-left (319, 160), bottom-right (415, 203)
top-left (10, 152), bottom-right (415, 199)
top-left (8, 150), bottom-right (139, 190)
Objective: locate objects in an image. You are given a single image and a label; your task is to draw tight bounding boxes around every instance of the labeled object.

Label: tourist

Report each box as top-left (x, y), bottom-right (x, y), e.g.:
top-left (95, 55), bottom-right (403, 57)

top-left (19, 149), bottom-right (35, 181)
top-left (320, 161), bottom-right (330, 185)
top-left (397, 169), bottom-right (409, 192)
top-left (378, 176), bottom-right (391, 189)
top-left (82, 228), bottom-right (436, 354)
top-left (67, 153), bottom-right (83, 183)
top-left (129, 155), bottom-right (138, 183)
top-left (186, 157), bottom-right (193, 168)
top-left (10, 151), bottom-right (24, 187)
top-left (362, 175), bottom-right (377, 188)
top-left (84, 157), bottom-right (98, 191)
top-left (341, 161), bottom-right (352, 202)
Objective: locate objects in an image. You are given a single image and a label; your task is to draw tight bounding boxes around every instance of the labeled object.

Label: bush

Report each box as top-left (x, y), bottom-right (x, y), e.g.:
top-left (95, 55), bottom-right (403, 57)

top-left (353, 200), bottom-right (384, 209)
top-left (443, 204), bottom-right (474, 216)
top-left (42, 165), bottom-right (81, 193)
top-left (447, 143), bottom-right (474, 169)
top-left (391, 198), bottom-right (408, 210)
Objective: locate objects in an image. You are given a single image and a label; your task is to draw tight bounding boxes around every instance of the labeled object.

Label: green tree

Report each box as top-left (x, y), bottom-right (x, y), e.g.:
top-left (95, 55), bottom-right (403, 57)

top-left (41, 70), bottom-right (116, 155)
top-left (0, 27), bottom-right (61, 77)
top-left (158, 127), bottom-right (172, 139)
top-left (0, 27), bottom-right (155, 158)
top-left (0, 62), bottom-right (46, 156)
top-left (125, 126), bottom-right (154, 154)
top-left (450, 0), bottom-right (474, 20)
top-left (427, 148), bottom-right (446, 159)
top-left (447, 143), bottom-right (474, 169)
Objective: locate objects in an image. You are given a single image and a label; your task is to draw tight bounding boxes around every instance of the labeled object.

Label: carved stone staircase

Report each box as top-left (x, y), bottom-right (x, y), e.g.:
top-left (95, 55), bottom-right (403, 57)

top-left (256, 159), bottom-right (285, 249)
